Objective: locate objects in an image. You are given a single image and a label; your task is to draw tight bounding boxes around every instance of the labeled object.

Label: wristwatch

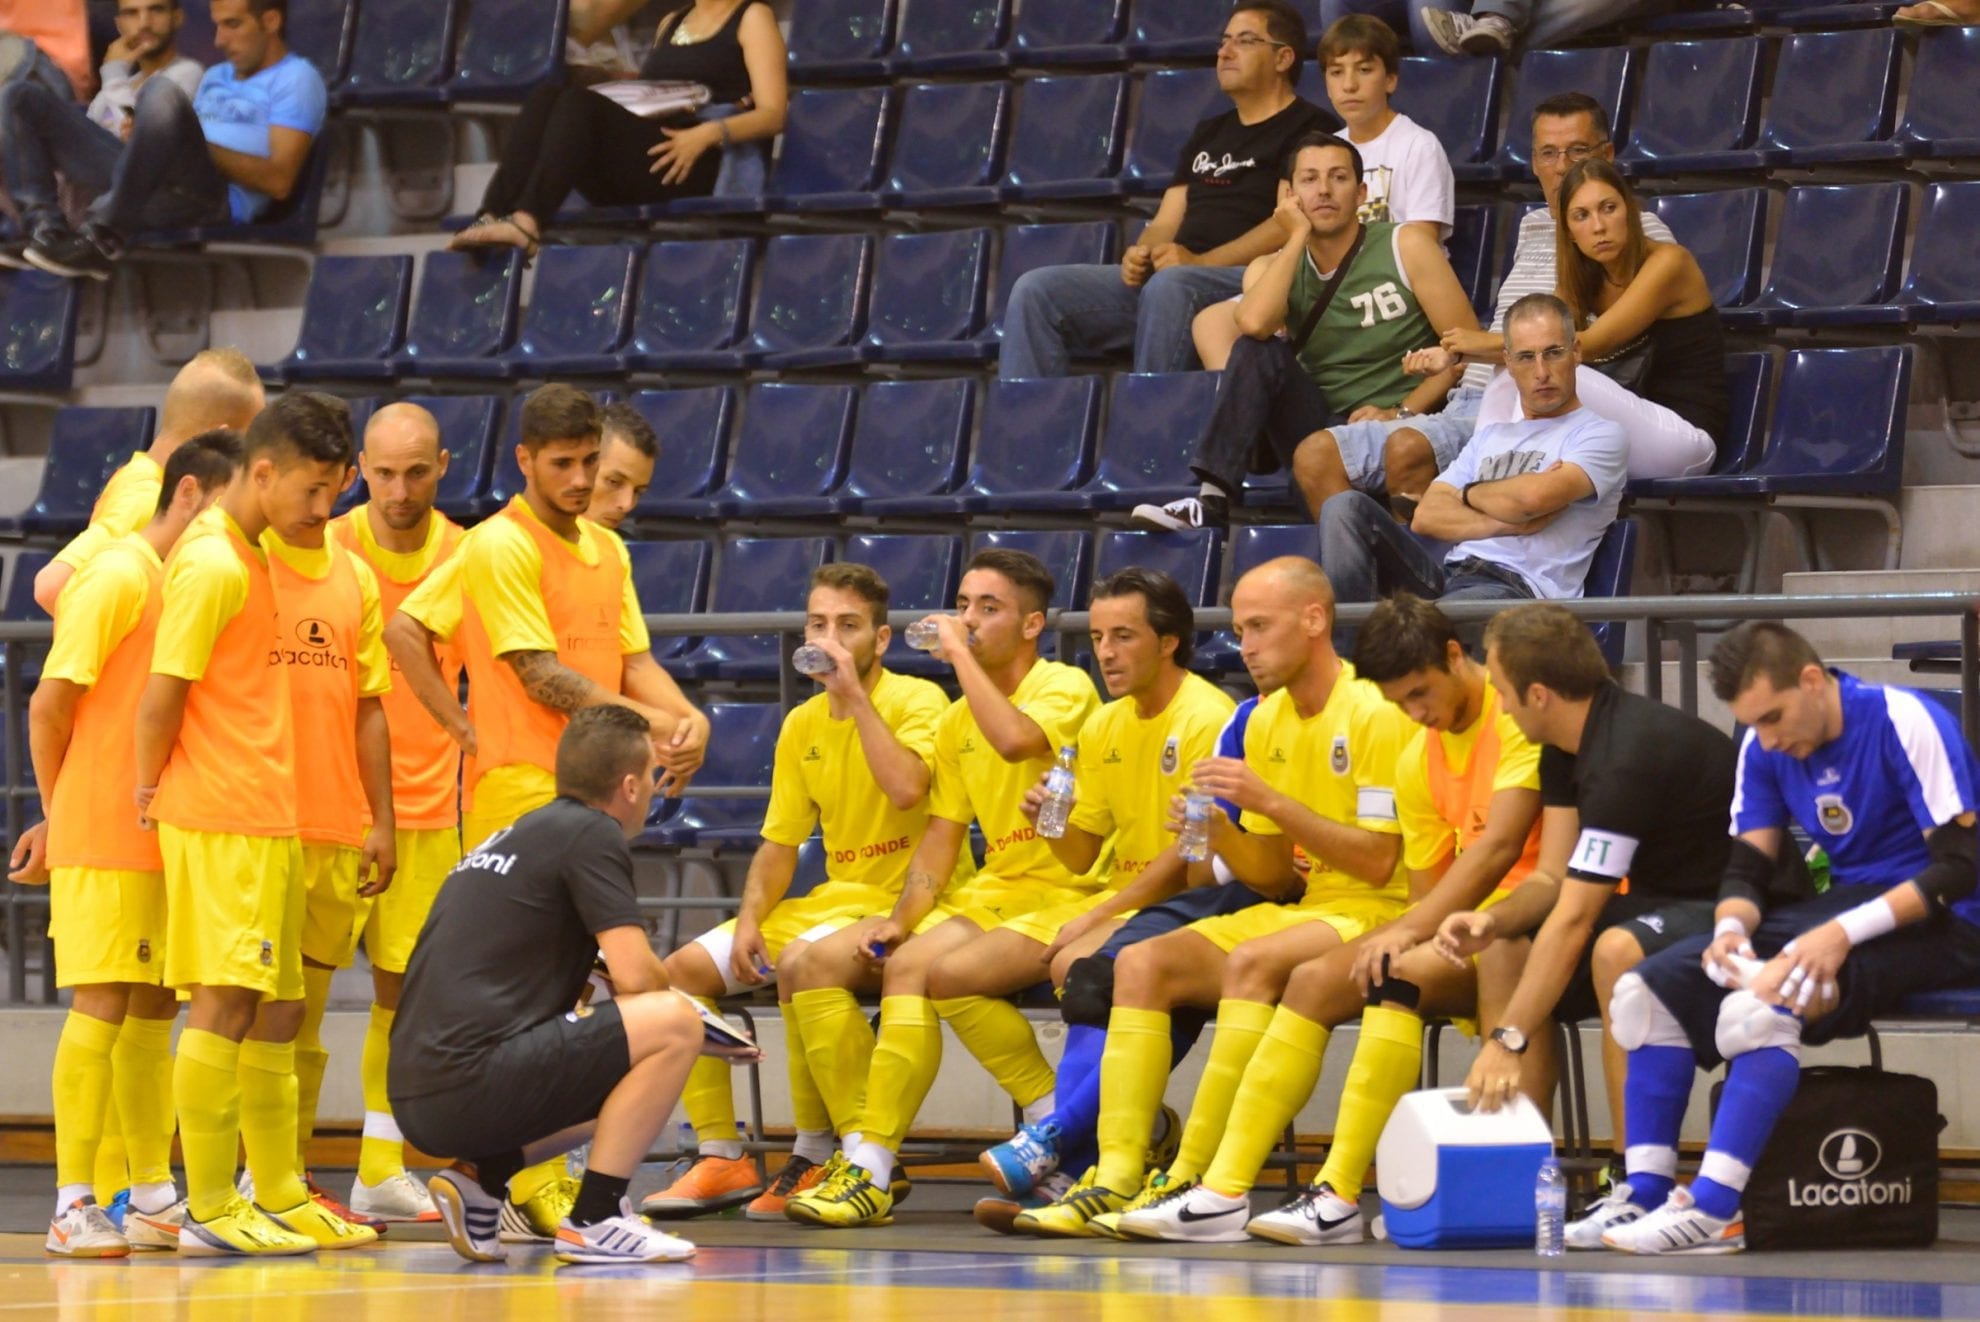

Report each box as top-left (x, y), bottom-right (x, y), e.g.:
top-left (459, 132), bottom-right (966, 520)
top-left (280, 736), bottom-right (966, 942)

top-left (1490, 1025), bottom-right (1529, 1055)
top-left (1392, 407), bottom-right (1417, 420)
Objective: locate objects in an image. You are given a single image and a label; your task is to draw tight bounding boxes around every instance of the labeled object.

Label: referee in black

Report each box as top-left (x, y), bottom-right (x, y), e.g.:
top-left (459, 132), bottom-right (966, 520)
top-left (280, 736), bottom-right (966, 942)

top-left (391, 705), bottom-right (746, 1265)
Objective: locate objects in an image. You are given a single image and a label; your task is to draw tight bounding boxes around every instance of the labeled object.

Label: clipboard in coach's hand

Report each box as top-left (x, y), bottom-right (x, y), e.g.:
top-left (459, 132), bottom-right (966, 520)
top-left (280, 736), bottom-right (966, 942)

top-left (692, 996), bottom-right (762, 1062)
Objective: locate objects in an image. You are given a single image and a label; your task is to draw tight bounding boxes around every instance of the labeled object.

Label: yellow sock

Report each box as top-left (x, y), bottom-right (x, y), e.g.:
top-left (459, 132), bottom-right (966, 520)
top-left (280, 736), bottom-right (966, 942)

top-left (53, 1011), bottom-right (120, 1194)
top-left (1171, 998), bottom-right (1276, 1182)
top-left (682, 997), bottom-right (742, 1156)
top-left (238, 1038), bottom-right (307, 1212)
top-left (859, 996), bottom-right (943, 1153)
top-left (1096, 1007), bottom-right (1172, 1193)
top-left (507, 1157), bottom-right (568, 1205)
top-left (114, 1015), bottom-right (177, 1189)
top-left (174, 1028), bottom-right (241, 1221)
top-left (357, 1003), bottom-right (401, 1186)
top-left (780, 1002), bottom-right (832, 1135)
top-left (1315, 1003), bottom-right (1425, 1202)
top-left (93, 1092), bottom-right (129, 1199)
top-left (793, 987), bottom-right (874, 1139)
top-left (933, 995), bottom-right (1055, 1108)
top-left (1203, 1005), bottom-right (1331, 1197)
top-left (294, 966), bottom-right (334, 1171)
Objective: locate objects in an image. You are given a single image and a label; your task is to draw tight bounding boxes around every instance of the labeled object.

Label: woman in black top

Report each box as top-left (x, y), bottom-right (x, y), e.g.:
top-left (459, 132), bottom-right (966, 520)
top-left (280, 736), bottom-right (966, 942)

top-left (449, 0), bottom-right (787, 256)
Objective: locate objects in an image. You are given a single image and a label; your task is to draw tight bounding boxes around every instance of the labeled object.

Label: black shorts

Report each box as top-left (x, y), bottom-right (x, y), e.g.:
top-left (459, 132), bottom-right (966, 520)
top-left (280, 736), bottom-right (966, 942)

top-left (1098, 882), bottom-right (1274, 959)
top-left (1553, 893), bottom-right (1717, 1024)
top-left (393, 999), bottom-right (632, 1161)
top-left (1636, 888), bottom-right (1980, 1066)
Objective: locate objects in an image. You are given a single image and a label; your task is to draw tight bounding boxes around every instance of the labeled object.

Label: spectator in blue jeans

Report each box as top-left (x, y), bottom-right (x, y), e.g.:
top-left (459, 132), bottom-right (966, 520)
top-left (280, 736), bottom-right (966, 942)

top-left (7, 0), bottom-right (324, 280)
top-left (998, 0), bottom-right (1334, 379)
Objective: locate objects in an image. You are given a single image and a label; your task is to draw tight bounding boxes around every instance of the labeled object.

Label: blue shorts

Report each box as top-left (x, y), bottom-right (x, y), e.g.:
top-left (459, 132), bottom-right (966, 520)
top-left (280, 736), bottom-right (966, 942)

top-left (1098, 881), bottom-right (1275, 960)
top-left (1328, 384), bottom-right (1482, 494)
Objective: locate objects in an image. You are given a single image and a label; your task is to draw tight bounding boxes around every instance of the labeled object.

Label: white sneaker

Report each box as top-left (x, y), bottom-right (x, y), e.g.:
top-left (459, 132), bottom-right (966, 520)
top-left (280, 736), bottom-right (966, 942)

top-left (1420, 7), bottom-right (1515, 55)
top-left (554, 1202), bottom-right (696, 1264)
top-left (125, 1198), bottom-right (186, 1250)
top-left (349, 1171), bottom-right (440, 1222)
top-left (47, 1200), bottom-right (129, 1257)
top-left (428, 1167), bottom-right (508, 1263)
top-left (1600, 1185), bottom-right (1745, 1256)
top-left (1245, 1182), bottom-right (1365, 1246)
top-left (1117, 1184), bottom-right (1250, 1244)
top-left (1565, 1184), bottom-right (1646, 1249)
top-left (1128, 495), bottom-right (1225, 533)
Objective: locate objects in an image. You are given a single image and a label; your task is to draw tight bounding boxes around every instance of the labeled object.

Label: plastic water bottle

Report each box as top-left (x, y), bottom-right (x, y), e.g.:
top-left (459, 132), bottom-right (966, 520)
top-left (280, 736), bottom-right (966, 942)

top-left (1178, 790), bottom-right (1215, 862)
top-left (792, 643), bottom-right (835, 676)
top-left (1535, 1155), bottom-right (1566, 1258)
top-left (1036, 746), bottom-right (1077, 839)
top-left (904, 619), bottom-right (943, 651)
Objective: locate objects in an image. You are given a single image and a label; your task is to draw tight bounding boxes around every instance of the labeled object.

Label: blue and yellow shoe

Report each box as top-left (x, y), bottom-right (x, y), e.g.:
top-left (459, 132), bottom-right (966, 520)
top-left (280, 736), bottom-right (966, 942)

top-left (1011, 1168), bottom-right (1132, 1238)
top-left (783, 1154), bottom-right (894, 1228)
top-left (980, 1119), bottom-right (1062, 1197)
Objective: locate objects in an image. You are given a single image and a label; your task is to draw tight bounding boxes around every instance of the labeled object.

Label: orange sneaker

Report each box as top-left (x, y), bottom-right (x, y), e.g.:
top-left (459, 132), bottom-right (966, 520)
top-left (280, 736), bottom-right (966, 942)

top-left (638, 1154), bottom-right (765, 1219)
top-left (744, 1155), bottom-right (826, 1222)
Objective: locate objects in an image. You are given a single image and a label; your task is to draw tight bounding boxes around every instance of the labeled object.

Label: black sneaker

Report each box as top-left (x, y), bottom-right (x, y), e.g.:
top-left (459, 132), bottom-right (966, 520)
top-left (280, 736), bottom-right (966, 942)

top-left (0, 241), bottom-right (33, 271)
top-left (1128, 494), bottom-right (1228, 532)
top-left (26, 227), bottom-right (114, 281)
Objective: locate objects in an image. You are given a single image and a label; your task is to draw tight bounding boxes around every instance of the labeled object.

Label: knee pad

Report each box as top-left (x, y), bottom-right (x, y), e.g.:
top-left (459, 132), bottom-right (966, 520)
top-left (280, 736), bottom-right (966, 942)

top-left (1366, 976), bottom-right (1421, 1011)
top-left (1609, 972), bottom-right (1690, 1051)
top-left (1060, 956), bottom-right (1116, 1028)
top-left (1714, 988), bottom-right (1804, 1061)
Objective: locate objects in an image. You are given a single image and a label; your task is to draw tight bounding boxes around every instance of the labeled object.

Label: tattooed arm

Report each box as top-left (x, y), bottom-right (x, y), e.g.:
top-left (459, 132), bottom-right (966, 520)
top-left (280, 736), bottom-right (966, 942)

top-left (860, 816), bottom-right (969, 964)
top-left (505, 649), bottom-right (680, 740)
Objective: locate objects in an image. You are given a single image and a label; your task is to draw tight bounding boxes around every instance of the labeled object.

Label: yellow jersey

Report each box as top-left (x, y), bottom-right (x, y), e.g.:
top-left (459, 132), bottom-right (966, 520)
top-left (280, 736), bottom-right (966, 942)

top-left (53, 452), bottom-right (162, 577)
top-left (1067, 671), bottom-right (1235, 885)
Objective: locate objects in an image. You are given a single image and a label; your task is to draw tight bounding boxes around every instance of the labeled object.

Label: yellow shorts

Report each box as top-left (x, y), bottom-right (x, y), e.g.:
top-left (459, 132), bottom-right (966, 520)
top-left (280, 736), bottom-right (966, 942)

top-left (695, 881), bottom-right (892, 993)
top-left (49, 866), bottom-right (167, 988)
top-left (998, 889), bottom-right (1136, 946)
top-left (363, 826), bottom-right (462, 975)
top-left (160, 825), bottom-right (304, 1000)
top-left (299, 842), bottom-right (371, 969)
top-left (917, 881), bottom-right (1087, 936)
top-left (1188, 893), bottom-right (1406, 954)
top-left (464, 764), bottom-right (555, 852)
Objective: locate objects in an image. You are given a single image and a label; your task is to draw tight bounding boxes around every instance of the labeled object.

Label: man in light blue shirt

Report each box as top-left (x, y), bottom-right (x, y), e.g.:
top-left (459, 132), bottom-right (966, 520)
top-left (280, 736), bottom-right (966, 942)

top-left (23, 0), bottom-right (325, 281)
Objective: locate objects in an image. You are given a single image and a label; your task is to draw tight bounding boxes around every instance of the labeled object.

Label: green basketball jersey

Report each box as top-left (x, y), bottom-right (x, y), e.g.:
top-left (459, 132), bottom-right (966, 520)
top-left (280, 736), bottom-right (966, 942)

top-left (1287, 221), bottom-right (1433, 411)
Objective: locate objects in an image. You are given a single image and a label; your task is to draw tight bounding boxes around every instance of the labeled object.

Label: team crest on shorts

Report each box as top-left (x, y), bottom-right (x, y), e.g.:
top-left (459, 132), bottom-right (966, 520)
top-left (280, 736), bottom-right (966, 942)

top-left (1161, 736), bottom-right (1180, 776)
top-left (1815, 793), bottom-right (1854, 835)
top-left (1331, 735), bottom-right (1350, 775)
top-left (565, 1006), bottom-right (595, 1022)
top-left (136, 939), bottom-right (151, 964)
top-left (259, 940), bottom-right (273, 966)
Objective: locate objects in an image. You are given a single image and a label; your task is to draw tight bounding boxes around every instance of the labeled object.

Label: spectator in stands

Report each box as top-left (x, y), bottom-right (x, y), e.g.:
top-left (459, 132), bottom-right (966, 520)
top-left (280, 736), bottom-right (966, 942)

top-left (1420, 0), bottom-right (1674, 57)
top-left (0, 0), bottom-right (93, 101)
top-left (11, 0), bottom-right (326, 281)
top-left (1472, 158), bottom-right (1722, 481)
top-left (998, 1), bottom-right (1333, 379)
top-left (447, 0), bottom-right (788, 259)
top-left (1895, 0), bottom-right (1980, 25)
top-left (1319, 293), bottom-right (1629, 632)
top-left (1191, 14), bottom-right (1456, 373)
top-left (1130, 132), bottom-right (1479, 534)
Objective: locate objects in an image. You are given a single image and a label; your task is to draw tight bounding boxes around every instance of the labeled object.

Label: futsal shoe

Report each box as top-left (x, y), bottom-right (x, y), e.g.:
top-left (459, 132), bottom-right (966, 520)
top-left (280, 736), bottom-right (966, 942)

top-left (46, 1199), bottom-right (130, 1258)
top-left (349, 1171), bottom-right (441, 1223)
top-left (1119, 1183), bottom-right (1249, 1243)
top-left (1090, 1170), bottom-right (1191, 1240)
top-left (555, 1202), bottom-right (696, 1264)
top-left (260, 1195), bottom-right (380, 1250)
top-left (1245, 1182), bottom-right (1365, 1246)
top-left (1565, 1185), bottom-right (1646, 1249)
top-left (500, 1174), bottom-right (577, 1243)
top-left (178, 1196), bottom-right (316, 1257)
top-left (1147, 1104), bottom-right (1183, 1171)
top-left (1600, 1186), bottom-right (1745, 1256)
top-left (745, 1154), bottom-right (825, 1222)
top-left (125, 1199), bottom-right (186, 1251)
top-left (1011, 1169), bottom-right (1132, 1238)
top-left (980, 1119), bottom-right (1062, 1196)
top-left (783, 1155), bottom-right (894, 1228)
top-left (306, 1173), bottom-right (388, 1235)
top-left (639, 1154), bottom-right (765, 1218)
top-left (974, 1169), bottom-right (1079, 1234)
top-left (428, 1166), bottom-right (508, 1263)
top-left (104, 1189), bottom-right (130, 1231)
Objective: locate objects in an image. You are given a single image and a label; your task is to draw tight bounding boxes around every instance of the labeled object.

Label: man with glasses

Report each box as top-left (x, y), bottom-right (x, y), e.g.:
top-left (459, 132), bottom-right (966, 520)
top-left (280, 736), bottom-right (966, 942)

top-left (999, 0), bottom-right (1333, 378)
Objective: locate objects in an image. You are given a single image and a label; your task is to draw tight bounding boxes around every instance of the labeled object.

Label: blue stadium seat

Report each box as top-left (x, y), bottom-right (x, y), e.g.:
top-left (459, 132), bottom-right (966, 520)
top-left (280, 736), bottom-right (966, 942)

top-left (625, 539), bottom-right (712, 662)
top-left (338, 0), bottom-right (457, 105)
top-left (1898, 28), bottom-right (1980, 159)
top-left (1630, 352), bottom-right (1773, 498)
top-left (998, 75), bottom-right (1130, 202)
top-left (18, 408), bottom-right (155, 536)
top-left (1722, 184), bottom-right (1908, 329)
top-left (1494, 46), bottom-right (1635, 179)
top-left (448, 0), bottom-right (565, 101)
top-left (0, 269), bottom-right (79, 392)
top-left (1123, 0), bottom-right (1223, 61)
top-left (886, 0), bottom-right (1010, 74)
top-left (1008, 0), bottom-right (1127, 66)
top-left (1118, 68), bottom-right (1226, 198)
top-left (780, 229), bottom-right (989, 368)
top-left (1881, 182), bottom-right (1980, 326)
top-left (1092, 529), bottom-right (1223, 646)
top-left (5, 549), bottom-right (52, 624)
top-left (642, 703), bottom-right (783, 848)
top-left (705, 384), bottom-right (859, 519)
top-left (1196, 523), bottom-right (1321, 674)
top-left (273, 254), bottom-right (413, 382)
top-left (392, 249), bottom-right (524, 378)
top-left (940, 376), bottom-right (1104, 516)
top-left (668, 537), bottom-right (837, 681)
top-left (434, 244), bottom-right (639, 379)
top-left (1649, 188), bottom-right (1766, 311)
top-left (1758, 29), bottom-right (1905, 167)
top-left (968, 529), bottom-right (1092, 659)
top-left (399, 394), bottom-right (502, 520)
top-left (1447, 205), bottom-right (1501, 322)
top-left (288, 0), bottom-right (358, 85)
top-left (629, 387), bottom-right (738, 521)
top-left (1616, 37), bottom-right (1763, 175)
top-left (845, 532), bottom-right (965, 676)
top-left (1392, 56), bottom-right (1502, 184)
top-left (836, 379), bottom-right (976, 517)
top-left (1582, 519), bottom-right (1637, 669)
top-left (138, 134), bottom-right (334, 248)
top-left (741, 233), bottom-right (874, 370)
top-left (787, 0), bottom-right (898, 81)
top-left (680, 86), bottom-right (894, 215)
top-left (618, 239), bottom-right (755, 375)
top-left (784, 836), bottom-right (829, 898)
top-left (875, 80), bottom-right (1010, 210)
top-left (902, 221), bottom-right (1117, 367)
top-left (1026, 372), bottom-right (1222, 513)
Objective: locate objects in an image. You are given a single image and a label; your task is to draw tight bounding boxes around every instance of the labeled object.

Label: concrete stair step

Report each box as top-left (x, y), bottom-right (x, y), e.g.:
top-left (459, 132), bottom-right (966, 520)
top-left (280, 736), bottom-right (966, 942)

top-left (1779, 568), bottom-right (1980, 659)
top-left (1899, 486), bottom-right (1980, 571)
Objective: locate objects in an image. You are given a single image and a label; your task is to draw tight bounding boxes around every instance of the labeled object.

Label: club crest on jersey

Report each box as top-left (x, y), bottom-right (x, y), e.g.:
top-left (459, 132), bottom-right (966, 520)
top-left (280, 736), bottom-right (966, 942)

top-left (1816, 793), bottom-right (1854, 835)
top-left (260, 940), bottom-right (274, 966)
top-left (1161, 736), bottom-right (1180, 776)
top-left (136, 939), bottom-right (151, 964)
top-left (1330, 735), bottom-right (1350, 775)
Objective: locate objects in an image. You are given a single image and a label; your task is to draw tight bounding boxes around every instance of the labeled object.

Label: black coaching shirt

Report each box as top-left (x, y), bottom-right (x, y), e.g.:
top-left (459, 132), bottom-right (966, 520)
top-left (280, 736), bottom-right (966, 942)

top-left (1540, 682), bottom-right (1736, 899)
top-left (390, 796), bottom-right (643, 1099)
top-left (1172, 97), bottom-right (1336, 255)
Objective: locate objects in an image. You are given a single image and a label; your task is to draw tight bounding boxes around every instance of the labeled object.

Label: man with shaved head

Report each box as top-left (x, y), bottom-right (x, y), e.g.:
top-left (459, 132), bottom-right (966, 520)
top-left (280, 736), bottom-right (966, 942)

top-left (35, 347), bottom-right (266, 612)
top-left (1018, 556), bottom-right (1415, 1236)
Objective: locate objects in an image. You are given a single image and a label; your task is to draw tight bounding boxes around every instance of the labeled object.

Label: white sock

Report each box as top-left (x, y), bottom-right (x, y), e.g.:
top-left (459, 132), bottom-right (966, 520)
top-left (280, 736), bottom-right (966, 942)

top-left (1021, 1093), bottom-right (1056, 1127)
top-left (55, 1184), bottom-right (91, 1215)
top-left (840, 1131), bottom-right (863, 1152)
top-left (847, 1140), bottom-right (895, 1188)
top-left (697, 1140), bottom-right (745, 1161)
top-left (130, 1182), bottom-right (178, 1215)
top-left (791, 1130), bottom-right (835, 1165)
top-left (1198, 482), bottom-right (1222, 501)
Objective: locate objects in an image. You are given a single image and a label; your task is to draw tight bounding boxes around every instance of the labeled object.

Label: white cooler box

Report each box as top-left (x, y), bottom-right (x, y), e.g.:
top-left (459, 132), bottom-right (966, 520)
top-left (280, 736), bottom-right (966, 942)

top-left (1376, 1087), bottom-right (1554, 1249)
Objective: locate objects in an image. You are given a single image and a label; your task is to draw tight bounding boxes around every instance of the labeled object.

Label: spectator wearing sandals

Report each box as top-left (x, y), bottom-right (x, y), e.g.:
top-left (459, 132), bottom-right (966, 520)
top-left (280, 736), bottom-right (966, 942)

top-left (448, 0), bottom-right (788, 261)
top-left (1892, 0), bottom-right (1980, 24)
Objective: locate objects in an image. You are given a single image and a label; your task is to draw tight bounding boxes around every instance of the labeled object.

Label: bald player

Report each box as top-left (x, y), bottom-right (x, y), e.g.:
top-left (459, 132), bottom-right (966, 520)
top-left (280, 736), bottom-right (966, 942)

top-left (35, 348), bottom-right (265, 612)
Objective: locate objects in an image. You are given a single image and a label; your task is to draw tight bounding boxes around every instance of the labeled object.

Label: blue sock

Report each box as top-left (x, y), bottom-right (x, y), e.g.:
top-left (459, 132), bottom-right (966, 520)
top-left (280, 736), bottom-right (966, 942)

top-left (1047, 1010), bottom-right (1203, 1178)
top-left (1621, 1044), bottom-right (1694, 1210)
top-left (1691, 1045), bottom-right (1800, 1220)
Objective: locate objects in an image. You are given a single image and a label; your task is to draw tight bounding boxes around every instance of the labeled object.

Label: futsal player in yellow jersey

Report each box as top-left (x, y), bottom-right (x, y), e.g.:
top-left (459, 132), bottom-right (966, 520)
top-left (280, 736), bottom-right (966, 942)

top-left (326, 403), bottom-right (462, 1223)
top-left (1117, 593), bottom-right (1547, 1245)
top-left (785, 548), bottom-right (1100, 1228)
top-left (13, 432), bottom-right (241, 1257)
top-left (34, 348), bottom-right (264, 612)
top-left (134, 394), bottom-right (374, 1257)
top-left (643, 563), bottom-right (951, 1222)
top-left (1020, 557), bottom-right (1412, 1236)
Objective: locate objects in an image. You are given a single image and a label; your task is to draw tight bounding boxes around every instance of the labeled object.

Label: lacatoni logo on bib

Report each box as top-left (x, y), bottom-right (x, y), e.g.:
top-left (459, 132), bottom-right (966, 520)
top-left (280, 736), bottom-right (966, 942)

top-left (1790, 1128), bottom-right (1910, 1207)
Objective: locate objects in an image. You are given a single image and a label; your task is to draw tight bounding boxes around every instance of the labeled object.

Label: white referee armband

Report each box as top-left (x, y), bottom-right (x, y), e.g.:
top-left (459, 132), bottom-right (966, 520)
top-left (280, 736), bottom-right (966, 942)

top-left (1357, 787), bottom-right (1398, 822)
top-left (1569, 828), bottom-right (1638, 881)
